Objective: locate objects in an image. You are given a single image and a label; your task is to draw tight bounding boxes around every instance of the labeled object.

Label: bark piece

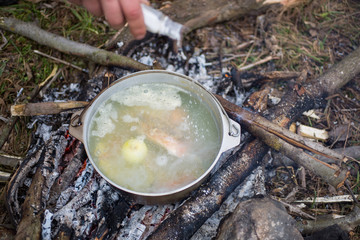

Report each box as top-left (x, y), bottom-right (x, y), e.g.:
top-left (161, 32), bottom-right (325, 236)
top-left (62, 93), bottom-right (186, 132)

top-left (215, 197), bottom-right (303, 240)
top-left (297, 124), bottom-right (329, 141)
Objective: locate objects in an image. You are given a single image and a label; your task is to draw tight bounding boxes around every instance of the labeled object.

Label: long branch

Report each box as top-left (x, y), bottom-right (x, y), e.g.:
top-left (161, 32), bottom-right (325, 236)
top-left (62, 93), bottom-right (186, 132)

top-left (0, 17), bottom-right (150, 71)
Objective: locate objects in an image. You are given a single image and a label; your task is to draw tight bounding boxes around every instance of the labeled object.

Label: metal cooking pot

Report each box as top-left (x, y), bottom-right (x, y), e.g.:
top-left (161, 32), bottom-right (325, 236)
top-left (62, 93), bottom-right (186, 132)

top-left (69, 70), bottom-right (240, 204)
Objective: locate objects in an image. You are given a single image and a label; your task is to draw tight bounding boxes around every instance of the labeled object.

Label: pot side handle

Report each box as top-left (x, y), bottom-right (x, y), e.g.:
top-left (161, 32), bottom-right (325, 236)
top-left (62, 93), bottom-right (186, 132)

top-left (69, 110), bottom-right (85, 142)
top-left (220, 118), bottom-right (241, 152)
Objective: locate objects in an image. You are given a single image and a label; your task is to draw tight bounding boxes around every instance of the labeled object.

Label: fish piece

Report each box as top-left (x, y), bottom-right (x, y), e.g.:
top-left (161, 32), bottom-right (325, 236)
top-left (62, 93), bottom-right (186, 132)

top-left (146, 128), bottom-right (187, 158)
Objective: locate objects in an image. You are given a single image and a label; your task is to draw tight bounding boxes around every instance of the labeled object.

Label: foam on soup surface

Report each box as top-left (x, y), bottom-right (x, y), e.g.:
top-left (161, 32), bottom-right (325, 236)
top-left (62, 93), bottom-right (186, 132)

top-left (88, 83), bottom-right (221, 193)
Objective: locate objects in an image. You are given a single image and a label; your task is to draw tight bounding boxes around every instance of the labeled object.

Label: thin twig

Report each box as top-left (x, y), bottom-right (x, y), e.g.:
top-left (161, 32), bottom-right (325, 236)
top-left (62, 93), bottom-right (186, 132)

top-left (238, 55), bottom-right (278, 71)
top-left (271, 196), bottom-right (316, 220)
top-left (345, 180), bottom-right (359, 204)
top-left (39, 67), bottom-right (63, 97)
top-left (0, 30), bottom-right (8, 50)
top-left (34, 50), bottom-right (89, 73)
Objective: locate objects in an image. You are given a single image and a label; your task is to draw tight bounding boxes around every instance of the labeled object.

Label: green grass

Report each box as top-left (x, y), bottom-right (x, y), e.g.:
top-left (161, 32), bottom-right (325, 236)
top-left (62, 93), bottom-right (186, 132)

top-left (0, 61), bottom-right (6, 77)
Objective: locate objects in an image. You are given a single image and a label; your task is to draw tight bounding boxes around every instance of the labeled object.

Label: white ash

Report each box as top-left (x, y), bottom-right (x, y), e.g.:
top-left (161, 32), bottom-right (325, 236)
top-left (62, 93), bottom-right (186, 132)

top-left (139, 55), bottom-right (154, 66)
top-left (117, 41), bottom-right (124, 48)
top-left (42, 209), bottom-right (54, 240)
top-left (74, 159), bottom-right (94, 192)
top-left (95, 178), bottom-right (109, 208)
top-left (95, 178), bottom-right (121, 217)
top-left (234, 88), bottom-right (249, 106)
top-left (74, 207), bottom-right (97, 236)
top-left (23, 177), bottom-right (33, 188)
top-left (35, 123), bottom-right (53, 143)
top-left (53, 179), bottom-right (99, 227)
top-left (42, 83), bottom-right (82, 102)
top-left (191, 166), bottom-right (266, 240)
top-left (118, 206), bottom-right (154, 239)
top-left (117, 204), bottom-right (176, 240)
top-left (55, 187), bottom-right (76, 211)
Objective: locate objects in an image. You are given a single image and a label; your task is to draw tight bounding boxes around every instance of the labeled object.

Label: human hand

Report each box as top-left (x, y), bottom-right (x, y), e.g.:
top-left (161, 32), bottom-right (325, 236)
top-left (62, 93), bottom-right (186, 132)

top-left (69, 0), bottom-right (147, 40)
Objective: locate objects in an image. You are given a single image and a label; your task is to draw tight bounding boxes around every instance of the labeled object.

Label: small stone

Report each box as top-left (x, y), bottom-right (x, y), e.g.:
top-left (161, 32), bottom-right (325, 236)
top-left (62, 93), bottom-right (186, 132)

top-left (215, 196), bottom-right (303, 240)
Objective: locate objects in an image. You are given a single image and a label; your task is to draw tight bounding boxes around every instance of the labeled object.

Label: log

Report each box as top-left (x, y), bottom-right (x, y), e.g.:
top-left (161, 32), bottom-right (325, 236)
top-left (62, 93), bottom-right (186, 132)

top-left (5, 145), bottom-right (45, 225)
top-left (11, 101), bottom-right (89, 117)
top-left (0, 17), bottom-right (151, 71)
top-left (14, 164), bottom-right (45, 240)
top-left (92, 198), bottom-right (130, 240)
top-left (47, 142), bottom-right (86, 209)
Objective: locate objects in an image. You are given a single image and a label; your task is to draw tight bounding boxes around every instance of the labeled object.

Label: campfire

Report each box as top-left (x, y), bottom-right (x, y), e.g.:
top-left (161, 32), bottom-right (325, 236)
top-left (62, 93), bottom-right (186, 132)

top-left (5, 45), bottom-right (254, 239)
top-left (1, 1), bottom-right (360, 239)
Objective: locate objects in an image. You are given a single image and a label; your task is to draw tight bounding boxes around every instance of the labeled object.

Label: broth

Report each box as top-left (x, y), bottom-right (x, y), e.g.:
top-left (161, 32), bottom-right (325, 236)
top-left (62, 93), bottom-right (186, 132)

top-left (88, 83), bottom-right (221, 193)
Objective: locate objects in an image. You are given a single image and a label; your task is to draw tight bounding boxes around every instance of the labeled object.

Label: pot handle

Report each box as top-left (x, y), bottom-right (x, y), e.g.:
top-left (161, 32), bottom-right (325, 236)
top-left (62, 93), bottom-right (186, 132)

top-left (221, 117), bottom-right (241, 152)
top-left (69, 110), bottom-right (85, 142)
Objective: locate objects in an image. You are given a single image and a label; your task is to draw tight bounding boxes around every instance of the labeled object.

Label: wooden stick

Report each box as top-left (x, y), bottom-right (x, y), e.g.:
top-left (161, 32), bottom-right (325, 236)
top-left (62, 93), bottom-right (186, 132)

top-left (0, 17), bottom-right (151, 71)
top-left (11, 101), bottom-right (89, 116)
top-left (238, 55), bottom-right (278, 71)
top-left (294, 195), bottom-right (359, 204)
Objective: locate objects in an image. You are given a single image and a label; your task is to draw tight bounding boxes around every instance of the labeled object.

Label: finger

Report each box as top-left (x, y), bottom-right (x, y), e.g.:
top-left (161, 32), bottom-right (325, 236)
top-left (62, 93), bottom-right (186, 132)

top-left (119, 0), bottom-right (146, 40)
top-left (140, 0), bottom-right (149, 5)
top-left (81, 0), bottom-right (103, 17)
top-left (100, 0), bottom-right (125, 29)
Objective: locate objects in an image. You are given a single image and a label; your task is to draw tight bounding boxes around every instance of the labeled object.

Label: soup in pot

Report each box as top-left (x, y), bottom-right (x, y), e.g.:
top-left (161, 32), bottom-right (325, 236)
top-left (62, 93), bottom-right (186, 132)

top-left (88, 82), bottom-right (221, 193)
